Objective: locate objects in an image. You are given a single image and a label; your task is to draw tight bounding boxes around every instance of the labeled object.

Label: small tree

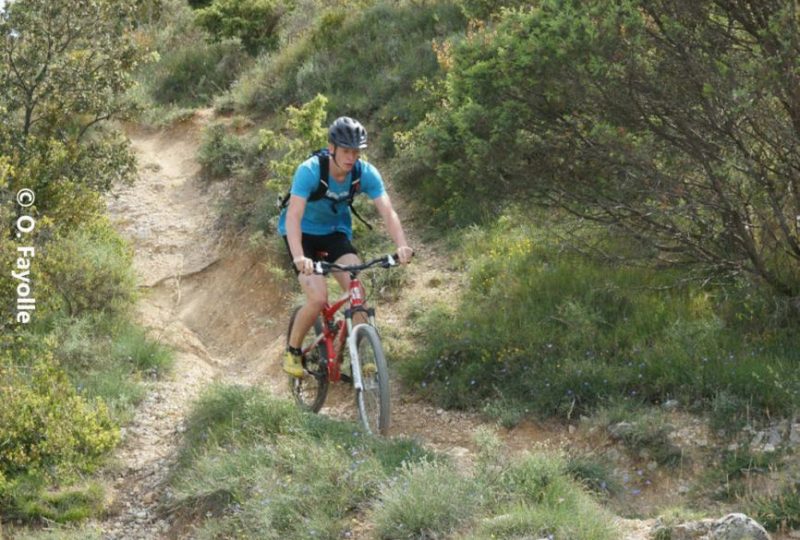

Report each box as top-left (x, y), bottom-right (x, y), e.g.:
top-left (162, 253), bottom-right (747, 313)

top-left (0, 0), bottom-right (146, 140)
top-left (400, 0), bottom-right (800, 300)
top-left (194, 0), bottom-right (294, 55)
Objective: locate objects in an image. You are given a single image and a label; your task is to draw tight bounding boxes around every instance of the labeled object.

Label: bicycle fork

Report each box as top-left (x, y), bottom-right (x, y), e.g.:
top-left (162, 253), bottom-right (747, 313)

top-left (345, 313), bottom-right (375, 393)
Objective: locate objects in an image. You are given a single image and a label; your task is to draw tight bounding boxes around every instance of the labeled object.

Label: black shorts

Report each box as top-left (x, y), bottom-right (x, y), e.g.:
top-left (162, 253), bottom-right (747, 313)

top-left (282, 232), bottom-right (358, 274)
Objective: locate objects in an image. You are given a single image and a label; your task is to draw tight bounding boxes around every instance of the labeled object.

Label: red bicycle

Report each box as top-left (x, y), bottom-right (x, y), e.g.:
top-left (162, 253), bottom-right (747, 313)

top-left (286, 254), bottom-right (399, 435)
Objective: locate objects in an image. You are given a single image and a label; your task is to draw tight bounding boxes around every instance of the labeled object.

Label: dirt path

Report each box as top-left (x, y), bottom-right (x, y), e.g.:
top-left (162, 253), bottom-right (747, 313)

top-left (96, 111), bottom-right (653, 539)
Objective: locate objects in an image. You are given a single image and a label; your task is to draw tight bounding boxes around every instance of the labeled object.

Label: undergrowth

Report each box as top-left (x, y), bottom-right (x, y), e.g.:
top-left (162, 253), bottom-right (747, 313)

top-left (399, 211), bottom-right (800, 425)
top-left (171, 386), bottom-right (618, 539)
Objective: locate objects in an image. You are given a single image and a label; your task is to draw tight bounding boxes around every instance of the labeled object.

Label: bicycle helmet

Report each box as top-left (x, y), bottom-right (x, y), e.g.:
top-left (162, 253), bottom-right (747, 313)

top-left (328, 116), bottom-right (368, 149)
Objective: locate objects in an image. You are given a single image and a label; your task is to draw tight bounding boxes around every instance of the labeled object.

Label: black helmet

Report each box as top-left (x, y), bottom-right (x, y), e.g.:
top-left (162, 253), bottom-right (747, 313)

top-left (328, 116), bottom-right (368, 149)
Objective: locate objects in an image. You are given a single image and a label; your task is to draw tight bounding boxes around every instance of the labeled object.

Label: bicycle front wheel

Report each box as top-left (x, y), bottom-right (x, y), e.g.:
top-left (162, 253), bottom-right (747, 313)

top-left (286, 306), bottom-right (329, 413)
top-left (352, 324), bottom-right (390, 435)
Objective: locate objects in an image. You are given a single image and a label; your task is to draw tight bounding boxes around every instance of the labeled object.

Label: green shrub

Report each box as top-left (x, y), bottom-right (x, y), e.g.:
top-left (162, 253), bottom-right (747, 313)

top-left (373, 459), bottom-right (479, 539)
top-left (231, 0), bottom-right (465, 153)
top-left (400, 214), bottom-right (800, 421)
top-left (194, 0), bottom-right (290, 55)
top-left (751, 482), bottom-right (800, 532)
top-left (0, 347), bottom-right (119, 521)
top-left (0, 353), bottom-right (118, 481)
top-left (149, 39), bottom-right (249, 106)
top-left (40, 219), bottom-right (137, 318)
top-left (198, 123), bottom-right (247, 179)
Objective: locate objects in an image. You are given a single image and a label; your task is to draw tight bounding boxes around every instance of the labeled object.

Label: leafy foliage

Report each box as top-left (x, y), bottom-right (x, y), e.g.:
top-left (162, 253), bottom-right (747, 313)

top-left (148, 39), bottom-right (249, 107)
top-left (400, 215), bottom-right (800, 420)
top-left (0, 348), bottom-right (118, 518)
top-left (39, 219), bottom-right (137, 318)
top-left (258, 93), bottom-right (330, 193)
top-left (231, 0), bottom-right (465, 153)
top-left (0, 0), bottom-right (146, 140)
top-left (398, 0), bottom-right (800, 298)
top-left (194, 0), bottom-right (293, 55)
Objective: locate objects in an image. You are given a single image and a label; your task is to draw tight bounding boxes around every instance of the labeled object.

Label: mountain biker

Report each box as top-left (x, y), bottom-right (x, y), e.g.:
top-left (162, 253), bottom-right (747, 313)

top-left (278, 116), bottom-right (413, 378)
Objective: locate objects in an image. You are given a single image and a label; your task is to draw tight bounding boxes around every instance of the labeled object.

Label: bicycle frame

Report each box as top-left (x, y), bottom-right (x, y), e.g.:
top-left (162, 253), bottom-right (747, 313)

top-left (301, 272), bottom-right (376, 388)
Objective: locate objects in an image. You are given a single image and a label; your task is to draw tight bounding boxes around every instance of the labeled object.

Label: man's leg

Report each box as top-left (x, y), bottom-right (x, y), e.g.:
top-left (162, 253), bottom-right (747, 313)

top-left (289, 273), bottom-right (328, 348)
top-left (285, 273), bottom-right (328, 377)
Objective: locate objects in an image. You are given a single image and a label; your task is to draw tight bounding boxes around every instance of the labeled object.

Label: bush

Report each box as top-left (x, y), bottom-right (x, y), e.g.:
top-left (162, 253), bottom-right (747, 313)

top-left (400, 214), bottom-right (800, 421)
top-left (373, 459), bottom-right (479, 539)
top-left (40, 219), bottom-right (137, 318)
top-left (194, 0), bottom-right (290, 55)
top-left (198, 123), bottom-right (247, 179)
top-left (231, 0), bottom-right (465, 153)
top-left (149, 39), bottom-right (249, 106)
top-left (0, 348), bottom-right (118, 520)
top-left (0, 353), bottom-right (118, 480)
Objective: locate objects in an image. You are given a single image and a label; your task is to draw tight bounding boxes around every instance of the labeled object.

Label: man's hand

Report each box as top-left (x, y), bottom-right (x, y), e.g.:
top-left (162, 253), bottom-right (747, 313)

top-left (397, 246), bottom-right (414, 265)
top-left (294, 256), bottom-right (314, 275)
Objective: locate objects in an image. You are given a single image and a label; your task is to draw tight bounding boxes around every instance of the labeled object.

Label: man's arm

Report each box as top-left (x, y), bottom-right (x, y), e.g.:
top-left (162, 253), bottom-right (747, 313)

top-left (286, 195), bottom-right (314, 274)
top-left (372, 194), bottom-right (413, 263)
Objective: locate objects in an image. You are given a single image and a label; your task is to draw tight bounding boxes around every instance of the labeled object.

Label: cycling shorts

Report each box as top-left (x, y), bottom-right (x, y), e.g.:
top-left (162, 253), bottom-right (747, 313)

top-left (282, 232), bottom-right (359, 275)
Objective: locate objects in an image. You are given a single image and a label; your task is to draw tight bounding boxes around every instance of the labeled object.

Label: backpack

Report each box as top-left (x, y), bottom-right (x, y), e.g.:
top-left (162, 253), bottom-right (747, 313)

top-left (277, 149), bottom-right (373, 229)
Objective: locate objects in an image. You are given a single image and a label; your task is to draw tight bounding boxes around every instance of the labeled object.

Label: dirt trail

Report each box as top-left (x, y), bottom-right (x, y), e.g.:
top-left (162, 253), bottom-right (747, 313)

top-left (97, 110), bottom-right (652, 539)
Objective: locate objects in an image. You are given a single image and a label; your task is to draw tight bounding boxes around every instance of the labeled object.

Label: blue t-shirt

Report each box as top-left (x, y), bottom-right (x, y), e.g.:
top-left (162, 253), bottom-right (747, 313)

top-left (278, 154), bottom-right (385, 239)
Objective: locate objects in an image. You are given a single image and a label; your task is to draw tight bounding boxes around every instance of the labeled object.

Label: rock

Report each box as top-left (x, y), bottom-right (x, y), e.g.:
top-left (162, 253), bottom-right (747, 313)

top-left (659, 518), bottom-right (713, 539)
top-left (663, 399), bottom-right (680, 411)
top-left (656, 513), bottom-right (770, 540)
top-left (766, 426), bottom-right (783, 447)
top-left (790, 423), bottom-right (800, 446)
top-left (568, 424), bottom-right (576, 434)
top-left (710, 513), bottom-right (770, 539)
top-left (609, 421), bottom-right (634, 439)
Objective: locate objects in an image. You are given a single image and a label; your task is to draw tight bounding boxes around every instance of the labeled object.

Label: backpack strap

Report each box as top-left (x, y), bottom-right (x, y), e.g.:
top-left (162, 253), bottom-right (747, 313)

top-left (279, 150), bottom-right (373, 229)
top-left (308, 150), bottom-right (329, 202)
top-left (346, 161), bottom-right (373, 229)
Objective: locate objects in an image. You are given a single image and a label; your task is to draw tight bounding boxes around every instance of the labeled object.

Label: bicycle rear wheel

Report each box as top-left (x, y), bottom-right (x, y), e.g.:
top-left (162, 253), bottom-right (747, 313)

top-left (286, 306), bottom-right (329, 412)
top-left (352, 324), bottom-right (390, 435)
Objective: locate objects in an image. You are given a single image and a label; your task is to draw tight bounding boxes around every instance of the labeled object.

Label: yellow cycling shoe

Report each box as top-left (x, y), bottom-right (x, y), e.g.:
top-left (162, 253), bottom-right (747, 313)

top-left (283, 350), bottom-right (304, 378)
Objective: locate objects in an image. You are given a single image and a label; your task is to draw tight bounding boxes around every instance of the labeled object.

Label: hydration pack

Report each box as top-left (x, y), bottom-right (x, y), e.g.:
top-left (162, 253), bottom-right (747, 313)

top-left (277, 149), bottom-right (372, 229)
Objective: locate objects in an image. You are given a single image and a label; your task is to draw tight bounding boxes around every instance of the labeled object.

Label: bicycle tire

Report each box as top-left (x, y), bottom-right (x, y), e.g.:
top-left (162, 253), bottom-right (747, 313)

top-left (352, 324), bottom-right (390, 435)
top-left (286, 306), bottom-right (329, 413)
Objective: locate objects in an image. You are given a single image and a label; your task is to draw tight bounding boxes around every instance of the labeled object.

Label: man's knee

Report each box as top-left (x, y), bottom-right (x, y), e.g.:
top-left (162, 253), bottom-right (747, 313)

top-left (305, 295), bottom-right (327, 313)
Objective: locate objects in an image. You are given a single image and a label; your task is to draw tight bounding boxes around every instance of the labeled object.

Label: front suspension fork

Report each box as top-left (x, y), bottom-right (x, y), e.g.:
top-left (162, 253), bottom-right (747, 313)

top-left (345, 307), bottom-right (376, 391)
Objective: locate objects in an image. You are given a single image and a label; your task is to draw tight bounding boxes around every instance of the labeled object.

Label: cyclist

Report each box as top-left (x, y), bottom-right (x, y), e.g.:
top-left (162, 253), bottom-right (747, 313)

top-left (278, 116), bottom-right (413, 378)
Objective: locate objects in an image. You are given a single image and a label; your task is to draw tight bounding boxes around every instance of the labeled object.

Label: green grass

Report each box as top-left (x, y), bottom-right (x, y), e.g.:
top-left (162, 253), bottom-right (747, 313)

top-left (50, 313), bottom-right (174, 424)
top-left (399, 212), bottom-right (800, 426)
top-left (171, 385), bottom-right (619, 539)
top-left (751, 482), bottom-right (800, 532)
top-left (0, 312), bottom-right (174, 523)
top-left (700, 446), bottom-right (784, 502)
top-left (231, 0), bottom-right (466, 154)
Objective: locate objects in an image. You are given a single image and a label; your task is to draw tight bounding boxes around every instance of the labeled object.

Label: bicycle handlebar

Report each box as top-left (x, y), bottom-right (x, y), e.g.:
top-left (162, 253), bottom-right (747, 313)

top-left (313, 253), bottom-right (404, 276)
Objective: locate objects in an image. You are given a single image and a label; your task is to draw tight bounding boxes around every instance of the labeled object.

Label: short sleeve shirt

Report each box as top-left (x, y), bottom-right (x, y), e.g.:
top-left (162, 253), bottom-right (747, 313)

top-left (278, 154), bottom-right (385, 239)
